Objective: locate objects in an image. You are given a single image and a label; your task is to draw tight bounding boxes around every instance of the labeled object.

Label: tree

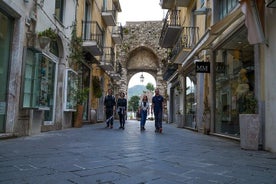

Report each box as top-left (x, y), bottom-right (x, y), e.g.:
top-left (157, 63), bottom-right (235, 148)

top-left (146, 82), bottom-right (155, 93)
top-left (128, 95), bottom-right (140, 112)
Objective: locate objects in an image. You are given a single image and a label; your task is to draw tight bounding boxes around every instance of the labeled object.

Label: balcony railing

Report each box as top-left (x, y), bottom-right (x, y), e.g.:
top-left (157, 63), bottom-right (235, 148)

top-left (171, 26), bottom-right (199, 64)
top-left (159, 10), bottom-right (183, 48)
top-left (160, 0), bottom-right (192, 9)
top-left (82, 21), bottom-right (103, 56)
top-left (101, 3), bottom-right (117, 26)
top-left (112, 23), bottom-right (123, 44)
top-left (100, 47), bottom-right (115, 71)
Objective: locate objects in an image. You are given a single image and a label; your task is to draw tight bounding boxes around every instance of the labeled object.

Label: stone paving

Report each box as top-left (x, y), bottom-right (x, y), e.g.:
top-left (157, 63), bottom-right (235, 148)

top-left (0, 120), bottom-right (276, 184)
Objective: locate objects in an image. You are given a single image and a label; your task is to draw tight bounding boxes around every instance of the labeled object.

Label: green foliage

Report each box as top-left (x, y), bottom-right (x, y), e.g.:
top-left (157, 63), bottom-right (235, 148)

top-left (128, 95), bottom-right (140, 112)
top-left (69, 23), bottom-right (85, 65)
top-left (38, 28), bottom-right (57, 40)
top-left (240, 92), bottom-right (257, 114)
top-left (92, 76), bottom-right (102, 98)
top-left (75, 87), bottom-right (89, 105)
top-left (146, 82), bottom-right (155, 92)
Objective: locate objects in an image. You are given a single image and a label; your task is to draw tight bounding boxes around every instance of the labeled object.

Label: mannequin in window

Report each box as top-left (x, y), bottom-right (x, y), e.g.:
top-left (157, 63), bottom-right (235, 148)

top-left (235, 68), bottom-right (250, 113)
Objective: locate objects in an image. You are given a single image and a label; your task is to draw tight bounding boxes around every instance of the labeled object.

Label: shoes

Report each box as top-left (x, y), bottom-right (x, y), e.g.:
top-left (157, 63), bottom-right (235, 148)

top-left (119, 126), bottom-right (123, 129)
top-left (105, 125), bottom-right (109, 128)
top-left (155, 128), bottom-right (162, 133)
top-left (122, 126), bottom-right (125, 130)
top-left (110, 125), bottom-right (113, 129)
top-left (140, 127), bottom-right (145, 131)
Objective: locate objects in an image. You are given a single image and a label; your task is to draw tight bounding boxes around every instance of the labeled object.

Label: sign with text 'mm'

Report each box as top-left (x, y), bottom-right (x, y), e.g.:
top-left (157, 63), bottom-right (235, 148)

top-left (195, 62), bottom-right (210, 73)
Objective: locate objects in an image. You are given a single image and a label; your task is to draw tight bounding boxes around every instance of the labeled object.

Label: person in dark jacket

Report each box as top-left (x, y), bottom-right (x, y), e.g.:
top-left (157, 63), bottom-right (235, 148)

top-left (117, 92), bottom-right (127, 129)
top-left (151, 88), bottom-right (164, 133)
top-left (104, 89), bottom-right (116, 128)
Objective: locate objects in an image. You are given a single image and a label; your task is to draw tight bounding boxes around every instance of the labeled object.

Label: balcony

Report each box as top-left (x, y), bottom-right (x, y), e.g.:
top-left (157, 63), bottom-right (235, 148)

top-left (160, 0), bottom-right (192, 9)
top-left (172, 27), bottom-right (199, 64)
top-left (159, 10), bottom-right (183, 48)
top-left (100, 47), bottom-right (115, 71)
top-left (112, 23), bottom-right (123, 44)
top-left (101, 3), bottom-right (117, 26)
top-left (82, 21), bottom-right (103, 56)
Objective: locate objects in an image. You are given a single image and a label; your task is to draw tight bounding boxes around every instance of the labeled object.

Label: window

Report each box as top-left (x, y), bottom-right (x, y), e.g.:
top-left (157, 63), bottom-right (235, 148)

top-left (55, 0), bottom-right (64, 22)
top-left (64, 69), bottom-right (78, 111)
top-left (22, 49), bottom-right (56, 110)
top-left (219, 0), bottom-right (239, 20)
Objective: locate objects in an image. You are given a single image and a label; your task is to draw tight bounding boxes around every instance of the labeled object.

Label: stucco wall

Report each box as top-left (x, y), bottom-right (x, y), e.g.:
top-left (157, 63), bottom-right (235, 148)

top-left (265, 8), bottom-right (276, 152)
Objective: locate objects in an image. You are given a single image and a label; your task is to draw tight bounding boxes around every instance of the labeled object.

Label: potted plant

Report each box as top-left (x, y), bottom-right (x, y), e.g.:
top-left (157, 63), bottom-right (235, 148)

top-left (73, 87), bottom-right (89, 128)
top-left (37, 28), bottom-right (57, 49)
top-left (239, 91), bottom-right (259, 150)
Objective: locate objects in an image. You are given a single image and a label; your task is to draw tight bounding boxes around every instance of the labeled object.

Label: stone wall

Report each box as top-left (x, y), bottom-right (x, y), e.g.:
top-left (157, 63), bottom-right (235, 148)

top-left (116, 21), bottom-right (168, 95)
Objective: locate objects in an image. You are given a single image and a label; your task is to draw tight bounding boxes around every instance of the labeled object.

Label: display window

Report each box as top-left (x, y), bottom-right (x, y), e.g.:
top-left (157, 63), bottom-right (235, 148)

top-left (214, 47), bottom-right (254, 137)
top-left (22, 49), bottom-right (56, 111)
top-left (184, 72), bottom-right (197, 128)
top-left (64, 69), bottom-right (78, 111)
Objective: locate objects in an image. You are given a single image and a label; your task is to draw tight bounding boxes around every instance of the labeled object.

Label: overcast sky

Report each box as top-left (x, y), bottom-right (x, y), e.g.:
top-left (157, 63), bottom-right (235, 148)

top-left (118, 0), bottom-right (166, 25)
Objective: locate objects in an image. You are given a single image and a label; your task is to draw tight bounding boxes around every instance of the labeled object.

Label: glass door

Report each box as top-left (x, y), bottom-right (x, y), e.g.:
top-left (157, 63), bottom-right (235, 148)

top-left (0, 11), bottom-right (13, 132)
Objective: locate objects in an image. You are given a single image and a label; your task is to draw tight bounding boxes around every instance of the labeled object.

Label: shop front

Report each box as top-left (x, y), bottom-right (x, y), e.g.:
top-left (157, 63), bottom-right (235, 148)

top-left (213, 26), bottom-right (255, 138)
top-left (0, 10), bottom-right (13, 133)
top-left (183, 67), bottom-right (197, 130)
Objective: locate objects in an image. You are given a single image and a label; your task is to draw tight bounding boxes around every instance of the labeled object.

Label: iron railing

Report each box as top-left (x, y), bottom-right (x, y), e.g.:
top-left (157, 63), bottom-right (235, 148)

top-left (82, 21), bottom-right (103, 48)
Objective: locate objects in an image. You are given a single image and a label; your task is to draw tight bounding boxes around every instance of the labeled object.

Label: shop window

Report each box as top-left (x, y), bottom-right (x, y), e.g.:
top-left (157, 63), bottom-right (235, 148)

top-left (64, 69), bottom-right (78, 111)
top-left (22, 49), bottom-right (56, 110)
top-left (55, 0), bottom-right (64, 23)
top-left (219, 0), bottom-right (239, 20)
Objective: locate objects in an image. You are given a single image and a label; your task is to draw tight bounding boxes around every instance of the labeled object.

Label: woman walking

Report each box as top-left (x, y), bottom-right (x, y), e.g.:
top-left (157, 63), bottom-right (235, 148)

top-left (139, 95), bottom-right (150, 131)
top-left (117, 92), bottom-right (127, 129)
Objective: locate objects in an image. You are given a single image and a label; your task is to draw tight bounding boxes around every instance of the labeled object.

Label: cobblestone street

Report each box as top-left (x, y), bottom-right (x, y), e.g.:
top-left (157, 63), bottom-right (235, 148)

top-left (0, 120), bottom-right (276, 184)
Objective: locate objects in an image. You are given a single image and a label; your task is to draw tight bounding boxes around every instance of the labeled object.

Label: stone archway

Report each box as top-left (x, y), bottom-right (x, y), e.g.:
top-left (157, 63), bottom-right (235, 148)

top-left (116, 21), bottom-right (168, 94)
top-left (126, 46), bottom-right (159, 83)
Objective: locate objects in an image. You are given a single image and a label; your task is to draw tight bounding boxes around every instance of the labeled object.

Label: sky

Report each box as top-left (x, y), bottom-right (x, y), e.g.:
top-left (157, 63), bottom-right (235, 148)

top-left (118, 0), bottom-right (164, 87)
top-left (118, 0), bottom-right (166, 25)
top-left (128, 72), bottom-right (156, 88)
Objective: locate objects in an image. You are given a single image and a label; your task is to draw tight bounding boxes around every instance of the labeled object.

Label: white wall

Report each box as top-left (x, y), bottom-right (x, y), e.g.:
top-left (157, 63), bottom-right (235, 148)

top-left (265, 8), bottom-right (276, 152)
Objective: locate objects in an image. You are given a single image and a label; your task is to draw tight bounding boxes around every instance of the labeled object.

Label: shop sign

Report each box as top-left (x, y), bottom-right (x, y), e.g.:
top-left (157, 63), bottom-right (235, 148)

top-left (196, 62), bottom-right (210, 73)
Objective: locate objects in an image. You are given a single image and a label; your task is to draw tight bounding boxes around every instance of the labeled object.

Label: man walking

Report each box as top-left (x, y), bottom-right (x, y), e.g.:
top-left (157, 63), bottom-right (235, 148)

top-left (151, 88), bottom-right (164, 133)
top-left (104, 89), bottom-right (116, 128)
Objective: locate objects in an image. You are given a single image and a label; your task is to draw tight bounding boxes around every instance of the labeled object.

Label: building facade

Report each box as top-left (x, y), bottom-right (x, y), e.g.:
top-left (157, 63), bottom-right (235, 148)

top-left (160, 0), bottom-right (276, 152)
top-left (0, 0), bottom-right (122, 137)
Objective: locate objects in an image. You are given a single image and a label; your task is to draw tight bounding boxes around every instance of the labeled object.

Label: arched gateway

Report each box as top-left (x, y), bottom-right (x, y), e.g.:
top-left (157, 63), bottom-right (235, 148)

top-left (116, 21), bottom-right (168, 94)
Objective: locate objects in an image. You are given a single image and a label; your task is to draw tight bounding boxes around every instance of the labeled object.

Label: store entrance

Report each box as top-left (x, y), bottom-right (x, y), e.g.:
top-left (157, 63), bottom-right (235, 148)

top-left (0, 11), bottom-right (13, 132)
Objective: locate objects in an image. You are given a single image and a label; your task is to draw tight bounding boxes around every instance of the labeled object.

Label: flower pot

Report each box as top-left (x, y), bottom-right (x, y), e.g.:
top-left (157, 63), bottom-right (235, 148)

top-left (38, 36), bottom-right (51, 49)
top-left (239, 114), bottom-right (260, 150)
top-left (74, 105), bottom-right (84, 128)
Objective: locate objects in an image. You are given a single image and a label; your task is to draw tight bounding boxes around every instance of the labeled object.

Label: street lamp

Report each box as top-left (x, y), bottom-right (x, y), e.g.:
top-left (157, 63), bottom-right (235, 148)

top-left (140, 72), bottom-right (144, 83)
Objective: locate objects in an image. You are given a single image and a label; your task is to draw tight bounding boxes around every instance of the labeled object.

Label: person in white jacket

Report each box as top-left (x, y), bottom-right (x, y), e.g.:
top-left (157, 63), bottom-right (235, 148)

top-left (139, 95), bottom-right (150, 131)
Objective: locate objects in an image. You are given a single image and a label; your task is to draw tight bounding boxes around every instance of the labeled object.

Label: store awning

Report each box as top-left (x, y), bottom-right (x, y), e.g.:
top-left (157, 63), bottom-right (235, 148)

top-left (181, 8), bottom-right (244, 68)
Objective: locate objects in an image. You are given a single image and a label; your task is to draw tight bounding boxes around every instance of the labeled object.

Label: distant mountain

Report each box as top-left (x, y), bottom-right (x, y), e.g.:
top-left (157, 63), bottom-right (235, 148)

top-left (127, 85), bottom-right (147, 100)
